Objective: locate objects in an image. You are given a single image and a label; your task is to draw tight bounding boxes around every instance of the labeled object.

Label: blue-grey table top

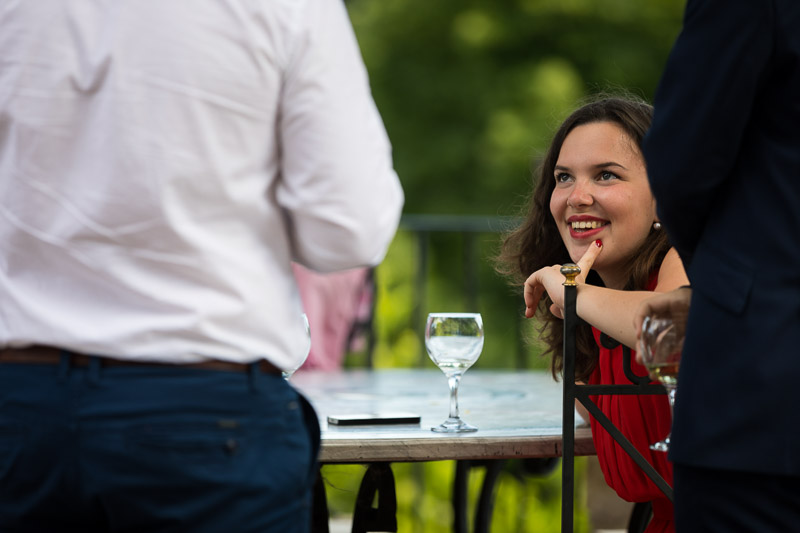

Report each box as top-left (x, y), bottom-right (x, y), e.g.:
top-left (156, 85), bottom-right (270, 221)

top-left (291, 368), bottom-right (594, 463)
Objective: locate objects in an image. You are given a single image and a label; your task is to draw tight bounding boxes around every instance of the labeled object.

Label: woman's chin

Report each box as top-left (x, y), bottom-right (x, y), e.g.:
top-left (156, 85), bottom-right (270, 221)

top-left (566, 246), bottom-right (588, 265)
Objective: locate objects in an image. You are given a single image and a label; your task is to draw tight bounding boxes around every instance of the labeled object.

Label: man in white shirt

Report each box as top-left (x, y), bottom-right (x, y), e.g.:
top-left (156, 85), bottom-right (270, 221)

top-left (0, 1), bottom-right (403, 531)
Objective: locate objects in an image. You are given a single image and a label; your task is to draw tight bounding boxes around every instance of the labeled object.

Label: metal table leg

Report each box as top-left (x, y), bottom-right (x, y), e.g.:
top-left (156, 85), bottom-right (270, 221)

top-left (312, 469), bottom-right (330, 533)
top-left (351, 463), bottom-right (398, 533)
top-left (453, 459), bottom-right (508, 533)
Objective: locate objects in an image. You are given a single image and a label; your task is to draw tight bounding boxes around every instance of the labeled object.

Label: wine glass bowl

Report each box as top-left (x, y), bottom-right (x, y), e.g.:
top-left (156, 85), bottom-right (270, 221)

top-left (639, 313), bottom-right (687, 451)
top-left (425, 312), bottom-right (484, 433)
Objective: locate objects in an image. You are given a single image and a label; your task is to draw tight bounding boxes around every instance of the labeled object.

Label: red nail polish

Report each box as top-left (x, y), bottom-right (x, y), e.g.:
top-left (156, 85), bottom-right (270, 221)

top-left (595, 239), bottom-right (602, 247)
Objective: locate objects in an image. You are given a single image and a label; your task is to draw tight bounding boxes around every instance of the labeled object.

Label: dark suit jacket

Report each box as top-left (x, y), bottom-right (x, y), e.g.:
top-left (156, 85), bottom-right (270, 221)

top-left (643, 0), bottom-right (800, 475)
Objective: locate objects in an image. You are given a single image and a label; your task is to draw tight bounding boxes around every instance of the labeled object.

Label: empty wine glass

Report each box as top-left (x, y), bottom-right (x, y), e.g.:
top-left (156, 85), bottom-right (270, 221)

top-left (283, 313), bottom-right (311, 380)
top-left (639, 312), bottom-right (687, 452)
top-left (425, 312), bottom-right (484, 433)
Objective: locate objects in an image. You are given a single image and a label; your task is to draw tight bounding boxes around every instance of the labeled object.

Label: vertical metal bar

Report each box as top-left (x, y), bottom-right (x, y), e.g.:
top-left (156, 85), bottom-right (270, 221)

top-left (560, 263), bottom-right (580, 533)
top-left (452, 460), bottom-right (470, 533)
top-left (364, 268), bottom-right (377, 369)
top-left (474, 460), bottom-right (506, 533)
top-left (463, 232), bottom-right (478, 311)
top-left (416, 230), bottom-right (429, 364)
top-left (311, 469), bottom-right (330, 533)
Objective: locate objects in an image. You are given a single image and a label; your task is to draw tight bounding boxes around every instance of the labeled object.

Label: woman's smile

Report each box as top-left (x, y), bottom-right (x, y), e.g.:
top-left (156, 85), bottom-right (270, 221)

top-left (567, 215), bottom-right (609, 239)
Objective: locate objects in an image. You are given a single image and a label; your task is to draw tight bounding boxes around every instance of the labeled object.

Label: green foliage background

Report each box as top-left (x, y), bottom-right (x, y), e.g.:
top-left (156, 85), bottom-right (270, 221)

top-left (324, 1), bottom-right (686, 531)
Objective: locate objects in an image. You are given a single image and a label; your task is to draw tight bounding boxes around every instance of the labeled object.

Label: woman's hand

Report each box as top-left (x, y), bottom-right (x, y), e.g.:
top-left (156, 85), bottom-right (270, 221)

top-left (523, 240), bottom-right (603, 319)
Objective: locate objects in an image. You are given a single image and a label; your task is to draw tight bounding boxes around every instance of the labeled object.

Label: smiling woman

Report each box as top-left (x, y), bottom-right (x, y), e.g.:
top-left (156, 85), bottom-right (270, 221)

top-left (495, 95), bottom-right (688, 533)
top-left (496, 96), bottom-right (677, 376)
top-left (550, 120), bottom-right (657, 289)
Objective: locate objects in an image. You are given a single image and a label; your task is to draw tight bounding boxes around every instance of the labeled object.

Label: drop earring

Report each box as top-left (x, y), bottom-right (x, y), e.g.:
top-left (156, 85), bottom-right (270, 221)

top-left (653, 221), bottom-right (662, 231)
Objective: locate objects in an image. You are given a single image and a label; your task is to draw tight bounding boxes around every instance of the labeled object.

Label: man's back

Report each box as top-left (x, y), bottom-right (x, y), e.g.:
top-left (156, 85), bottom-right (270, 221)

top-left (0, 1), bottom-right (403, 369)
top-left (644, 0), bottom-right (800, 476)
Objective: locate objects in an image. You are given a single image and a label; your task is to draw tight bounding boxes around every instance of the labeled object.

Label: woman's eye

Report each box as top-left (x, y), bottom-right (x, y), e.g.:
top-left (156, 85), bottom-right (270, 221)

top-left (598, 171), bottom-right (618, 181)
top-left (554, 173), bottom-right (572, 184)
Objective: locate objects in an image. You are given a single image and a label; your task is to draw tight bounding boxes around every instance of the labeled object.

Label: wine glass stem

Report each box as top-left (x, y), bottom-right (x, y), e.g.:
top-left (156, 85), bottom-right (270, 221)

top-left (448, 374), bottom-right (462, 419)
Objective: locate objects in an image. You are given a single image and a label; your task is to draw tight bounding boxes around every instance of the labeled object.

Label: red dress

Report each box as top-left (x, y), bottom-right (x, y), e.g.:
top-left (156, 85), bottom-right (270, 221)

top-left (587, 287), bottom-right (675, 531)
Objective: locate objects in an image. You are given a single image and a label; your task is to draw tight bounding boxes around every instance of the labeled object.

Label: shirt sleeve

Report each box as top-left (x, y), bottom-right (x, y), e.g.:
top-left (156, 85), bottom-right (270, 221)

top-left (642, 0), bottom-right (773, 267)
top-left (275, 0), bottom-right (403, 273)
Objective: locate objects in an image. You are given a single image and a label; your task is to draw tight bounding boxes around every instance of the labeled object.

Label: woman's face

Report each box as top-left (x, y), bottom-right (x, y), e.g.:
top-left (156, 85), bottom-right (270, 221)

top-left (549, 121), bottom-right (656, 288)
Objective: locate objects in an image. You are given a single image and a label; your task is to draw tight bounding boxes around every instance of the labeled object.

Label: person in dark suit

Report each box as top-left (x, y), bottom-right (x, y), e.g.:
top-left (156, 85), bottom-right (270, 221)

top-left (636, 0), bottom-right (800, 530)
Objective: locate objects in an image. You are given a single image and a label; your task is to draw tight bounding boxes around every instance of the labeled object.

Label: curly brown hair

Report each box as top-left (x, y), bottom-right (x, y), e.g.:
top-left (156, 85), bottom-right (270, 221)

top-left (496, 95), bottom-right (670, 381)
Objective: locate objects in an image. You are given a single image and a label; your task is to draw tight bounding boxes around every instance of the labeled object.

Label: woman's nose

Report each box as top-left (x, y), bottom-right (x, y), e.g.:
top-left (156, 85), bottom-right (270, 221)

top-left (566, 181), bottom-right (593, 208)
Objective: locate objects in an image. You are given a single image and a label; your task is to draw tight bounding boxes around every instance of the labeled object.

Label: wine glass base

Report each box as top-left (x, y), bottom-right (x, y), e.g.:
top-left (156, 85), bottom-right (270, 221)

top-left (431, 417), bottom-right (477, 433)
top-left (649, 435), bottom-right (670, 452)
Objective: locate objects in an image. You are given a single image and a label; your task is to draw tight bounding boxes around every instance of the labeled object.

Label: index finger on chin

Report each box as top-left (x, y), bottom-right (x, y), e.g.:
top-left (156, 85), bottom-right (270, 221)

top-left (577, 239), bottom-right (603, 273)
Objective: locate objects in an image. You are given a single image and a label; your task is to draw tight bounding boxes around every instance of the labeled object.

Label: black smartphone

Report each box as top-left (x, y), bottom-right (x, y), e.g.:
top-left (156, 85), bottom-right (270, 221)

top-left (327, 413), bottom-right (421, 426)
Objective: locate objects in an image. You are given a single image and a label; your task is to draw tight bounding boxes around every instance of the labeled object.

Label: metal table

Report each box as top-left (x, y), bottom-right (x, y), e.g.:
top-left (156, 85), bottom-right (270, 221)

top-left (292, 368), bottom-right (594, 532)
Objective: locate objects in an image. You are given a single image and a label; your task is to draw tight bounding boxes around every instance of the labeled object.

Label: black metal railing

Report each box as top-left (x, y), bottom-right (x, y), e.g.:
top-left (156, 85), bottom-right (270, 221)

top-left (398, 213), bottom-right (521, 366)
top-left (560, 264), bottom-right (672, 533)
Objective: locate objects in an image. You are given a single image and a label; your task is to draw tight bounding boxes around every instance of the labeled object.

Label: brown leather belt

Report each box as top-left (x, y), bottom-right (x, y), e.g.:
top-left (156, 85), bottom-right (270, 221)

top-left (0, 345), bottom-right (282, 375)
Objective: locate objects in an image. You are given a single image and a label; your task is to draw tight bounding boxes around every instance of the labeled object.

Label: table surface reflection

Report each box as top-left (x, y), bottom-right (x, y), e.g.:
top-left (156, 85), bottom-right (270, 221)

top-left (291, 368), bottom-right (594, 463)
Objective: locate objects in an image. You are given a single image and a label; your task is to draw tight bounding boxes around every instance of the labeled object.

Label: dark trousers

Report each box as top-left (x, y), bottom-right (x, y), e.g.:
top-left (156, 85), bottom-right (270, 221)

top-left (674, 463), bottom-right (800, 532)
top-left (0, 356), bottom-right (320, 533)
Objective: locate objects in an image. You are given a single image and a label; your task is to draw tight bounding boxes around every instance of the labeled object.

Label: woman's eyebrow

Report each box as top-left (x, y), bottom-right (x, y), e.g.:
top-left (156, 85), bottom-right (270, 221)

top-left (593, 161), bottom-right (628, 170)
top-left (554, 161), bottom-right (628, 172)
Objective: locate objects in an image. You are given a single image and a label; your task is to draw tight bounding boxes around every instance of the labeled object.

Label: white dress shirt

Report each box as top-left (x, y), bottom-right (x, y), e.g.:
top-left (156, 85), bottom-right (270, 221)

top-left (0, 0), bottom-right (403, 369)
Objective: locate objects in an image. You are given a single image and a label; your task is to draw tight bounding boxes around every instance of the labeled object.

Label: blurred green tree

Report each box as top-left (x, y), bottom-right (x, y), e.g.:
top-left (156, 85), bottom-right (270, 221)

top-left (347, 0), bottom-right (684, 215)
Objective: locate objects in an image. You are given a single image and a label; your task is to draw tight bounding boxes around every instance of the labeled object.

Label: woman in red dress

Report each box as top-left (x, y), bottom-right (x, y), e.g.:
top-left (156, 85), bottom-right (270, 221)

top-left (497, 96), bottom-right (687, 532)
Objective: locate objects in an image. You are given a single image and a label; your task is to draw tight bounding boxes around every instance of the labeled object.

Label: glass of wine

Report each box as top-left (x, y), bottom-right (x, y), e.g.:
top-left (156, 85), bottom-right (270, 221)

top-left (283, 313), bottom-right (311, 380)
top-left (425, 312), bottom-right (484, 433)
top-left (639, 312), bottom-right (687, 452)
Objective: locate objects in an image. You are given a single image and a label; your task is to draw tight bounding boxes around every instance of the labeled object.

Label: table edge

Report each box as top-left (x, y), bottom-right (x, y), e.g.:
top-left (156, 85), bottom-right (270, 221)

top-left (319, 427), bottom-right (595, 463)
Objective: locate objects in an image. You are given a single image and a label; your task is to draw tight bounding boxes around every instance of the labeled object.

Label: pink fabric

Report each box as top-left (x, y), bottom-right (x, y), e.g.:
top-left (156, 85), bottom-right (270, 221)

top-left (292, 264), bottom-right (370, 371)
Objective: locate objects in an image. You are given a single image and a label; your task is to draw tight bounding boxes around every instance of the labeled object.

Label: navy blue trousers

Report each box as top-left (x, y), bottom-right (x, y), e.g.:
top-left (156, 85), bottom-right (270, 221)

top-left (674, 463), bottom-right (800, 532)
top-left (0, 356), bottom-right (319, 533)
